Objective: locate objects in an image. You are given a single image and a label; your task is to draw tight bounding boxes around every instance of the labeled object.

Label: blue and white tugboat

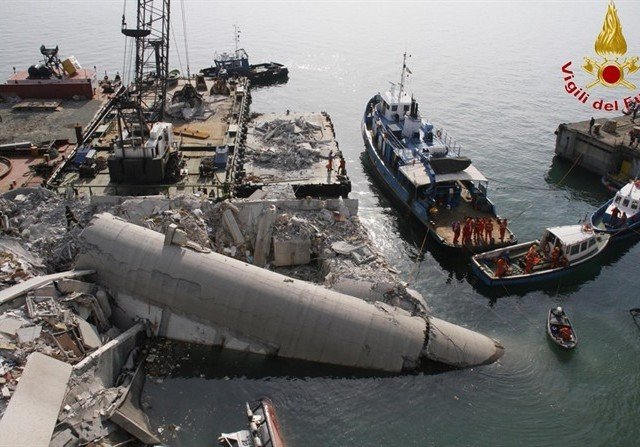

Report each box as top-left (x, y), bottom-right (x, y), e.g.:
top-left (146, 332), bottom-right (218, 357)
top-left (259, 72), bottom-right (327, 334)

top-left (590, 179), bottom-right (640, 238)
top-left (362, 54), bottom-right (515, 251)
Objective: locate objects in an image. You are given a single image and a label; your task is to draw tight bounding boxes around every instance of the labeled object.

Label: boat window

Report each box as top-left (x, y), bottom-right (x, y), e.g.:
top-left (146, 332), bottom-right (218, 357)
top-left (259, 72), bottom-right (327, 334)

top-left (632, 201), bottom-right (638, 210)
top-left (580, 241), bottom-right (588, 252)
top-left (588, 238), bottom-right (596, 247)
top-left (391, 105), bottom-right (398, 112)
top-left (614, 196), bottom-right (621, 204)
top-left (622, 198), bottom-right (630, 207)
top-left (404, 105), bottom-right (410, 112)
top-left (570, 245), bottom-right (580, 255)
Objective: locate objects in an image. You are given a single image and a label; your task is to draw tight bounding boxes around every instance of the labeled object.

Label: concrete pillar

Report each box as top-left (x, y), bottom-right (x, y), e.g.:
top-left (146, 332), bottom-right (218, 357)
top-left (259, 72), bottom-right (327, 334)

top-left (253, 205), bottom-right (276, 267)
top-left (222, 209), bottom-right (244, 246)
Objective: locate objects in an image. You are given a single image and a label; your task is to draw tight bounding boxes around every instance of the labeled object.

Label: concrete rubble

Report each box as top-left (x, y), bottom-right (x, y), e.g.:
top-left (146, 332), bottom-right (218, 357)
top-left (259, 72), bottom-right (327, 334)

top-left (248, 114), bottom-right (339, 174)
top-left (0, 186), bottom-right (506, 444)
top-left (0, 267), bottom-right (156, 446)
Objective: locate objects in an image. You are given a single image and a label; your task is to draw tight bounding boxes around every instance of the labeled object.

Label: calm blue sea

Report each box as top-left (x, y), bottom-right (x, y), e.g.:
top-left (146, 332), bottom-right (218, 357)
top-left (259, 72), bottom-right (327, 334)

top-left (2, 1), bottom-right (640, 445)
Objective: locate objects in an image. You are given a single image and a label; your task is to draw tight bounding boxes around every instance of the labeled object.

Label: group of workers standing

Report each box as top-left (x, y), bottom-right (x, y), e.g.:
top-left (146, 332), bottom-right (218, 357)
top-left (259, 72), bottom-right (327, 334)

top-left (451, 217), bottom-right (508, 247)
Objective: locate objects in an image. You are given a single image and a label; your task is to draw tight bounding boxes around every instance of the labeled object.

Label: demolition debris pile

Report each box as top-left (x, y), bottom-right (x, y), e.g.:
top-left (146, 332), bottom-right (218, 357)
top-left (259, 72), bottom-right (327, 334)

top-left (206, 196), bottom-right (428, 314)
top-left (247, 115), bottom-right (339, 173)
top-left (0, 277), bottom-right (116, 417)
top-left (0, 188), bottom-right (93, 280)
top-left (0, 272), bottom-right (159, 446)
top-left (0, 188), bottom-right (426, 315)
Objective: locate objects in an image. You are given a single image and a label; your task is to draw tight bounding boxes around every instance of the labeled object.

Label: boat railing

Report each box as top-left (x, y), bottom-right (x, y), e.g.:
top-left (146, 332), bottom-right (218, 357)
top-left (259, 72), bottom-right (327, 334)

top-left (374, 109), bottom-right (463, 156)
top-left (434, 127), bottom-right (462, 156)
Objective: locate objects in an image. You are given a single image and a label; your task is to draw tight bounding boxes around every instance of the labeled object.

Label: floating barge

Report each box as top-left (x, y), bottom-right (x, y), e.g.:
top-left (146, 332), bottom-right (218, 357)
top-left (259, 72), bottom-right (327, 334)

top-left (47, 77), bottom-right (250, 197)
top-left (0, 93), bottom-right (112, 192)
top-left (234, 111), bottom-right (351, 199)
top-left (555, 115), bottom-right (640, 183)
top-left (0, 45), bottom-right (97, 101)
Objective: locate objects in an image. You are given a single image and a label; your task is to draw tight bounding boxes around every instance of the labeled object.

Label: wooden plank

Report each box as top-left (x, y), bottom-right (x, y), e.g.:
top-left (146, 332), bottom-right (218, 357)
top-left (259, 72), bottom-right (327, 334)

top-left (173, 127), bottom-right (210, 139)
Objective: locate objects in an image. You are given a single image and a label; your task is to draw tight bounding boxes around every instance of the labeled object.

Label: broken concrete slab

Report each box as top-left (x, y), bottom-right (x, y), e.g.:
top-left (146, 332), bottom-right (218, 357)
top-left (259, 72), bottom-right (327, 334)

top-left (16, 325), bottom-right (42, 344)
top-left (272, 238), bottom-right (311, 267)
top-left (0, 270), bottom-right (95, 306)
top-left (74, 323), bottom-right (145, 387)
top-left (350, 245), bottom-right (376, 265)
top-left (247, 189), bottom-right (268, 201)
top-left (0, 316), bottom-right (26, 337)
top-left (331, 241), bottom-right (358, 255)
top-left (53, 278), bottom-right (96, 295)
top-left (49, 428), bottom-right (79, 447)
top-left (0, 353), bottom-right (72, 447)
top-left (109, 363), bottom-right (161, 445)
top-left (77, 318), bottom-right (102, 350)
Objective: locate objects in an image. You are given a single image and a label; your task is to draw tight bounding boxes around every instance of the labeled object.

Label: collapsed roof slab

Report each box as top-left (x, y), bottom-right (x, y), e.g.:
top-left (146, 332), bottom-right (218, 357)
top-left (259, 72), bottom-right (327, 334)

top-left (77, 213), bottom-right (503, 372)
top-left (0, 353), bottom-right (72, 447)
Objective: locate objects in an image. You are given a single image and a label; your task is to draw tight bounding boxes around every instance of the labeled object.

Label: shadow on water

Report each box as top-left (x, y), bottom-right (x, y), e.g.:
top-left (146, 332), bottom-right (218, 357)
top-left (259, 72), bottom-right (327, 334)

top-left (249, 75), bottom-right (289, 90)
top-left (545, 335), bottom-right (577, 364)
top-left (468, 232), bottom-right (640, 301)
top-left (359, 152), bottom-right (472, 279)
top-left (156, 341), bottom-right (456, 381)
top-left (545, 156), bottom-right (611, 206)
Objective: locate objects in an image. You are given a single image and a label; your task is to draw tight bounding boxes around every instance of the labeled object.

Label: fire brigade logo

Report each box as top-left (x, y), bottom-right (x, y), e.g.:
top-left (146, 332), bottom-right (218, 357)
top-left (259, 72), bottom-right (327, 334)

top-left (582, 1), bottom-right (638, 90)
top-left (561, 1), bottom-right (640, 111)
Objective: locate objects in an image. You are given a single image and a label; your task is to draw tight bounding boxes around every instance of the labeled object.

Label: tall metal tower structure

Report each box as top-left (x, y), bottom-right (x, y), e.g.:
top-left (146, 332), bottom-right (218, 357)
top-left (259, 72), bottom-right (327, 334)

top-left (122, 0), bottom-right (170, 121)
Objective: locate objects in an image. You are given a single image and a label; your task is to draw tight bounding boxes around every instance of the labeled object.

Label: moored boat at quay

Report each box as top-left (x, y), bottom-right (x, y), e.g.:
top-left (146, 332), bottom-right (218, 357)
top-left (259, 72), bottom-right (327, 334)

top-left (361, 54), bottom-right (515, 251)
top-left (590, 180), bottom-right (640, 238)
top-left (471, 224), bottom-right (609, 286)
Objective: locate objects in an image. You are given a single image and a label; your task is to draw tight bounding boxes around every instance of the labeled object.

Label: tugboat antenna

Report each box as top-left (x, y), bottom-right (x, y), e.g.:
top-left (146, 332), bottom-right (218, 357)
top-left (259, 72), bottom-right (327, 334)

top-left (234, 24), bottom-right (241, 56)
top-left (398, 52), bottom-right (407, 101)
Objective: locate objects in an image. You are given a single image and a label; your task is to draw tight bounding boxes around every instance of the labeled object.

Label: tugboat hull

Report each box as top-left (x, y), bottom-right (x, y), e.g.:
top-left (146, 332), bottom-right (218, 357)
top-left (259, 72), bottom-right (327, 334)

top-left (362, 96), bottom-right (515, 252)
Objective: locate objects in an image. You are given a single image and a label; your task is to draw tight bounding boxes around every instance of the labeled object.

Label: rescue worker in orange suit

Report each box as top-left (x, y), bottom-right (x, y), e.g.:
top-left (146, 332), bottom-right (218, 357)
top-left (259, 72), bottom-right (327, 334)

top-left (523, 244), bottom-right (537, 274)
top-left (462, 218), bottom-right (472, 245)
top-left (484, 218), bottom-right (494, 244)
top-left (495, 257), bottom-right (508, 277)
top-left (559, 326), bottom-right (572, 342)
top-left (337, 156), bottom-right (346, 175)
top-left (474, 218), bottom-right (484, 244)
top-left (498, 218), bottom-right (508, 243)
top-left (326, 157), bottom-right (333, 173)
top-left (558, 254), bottom-right (569, 268)
top-left (550, 246), bottom-right (561, 268)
